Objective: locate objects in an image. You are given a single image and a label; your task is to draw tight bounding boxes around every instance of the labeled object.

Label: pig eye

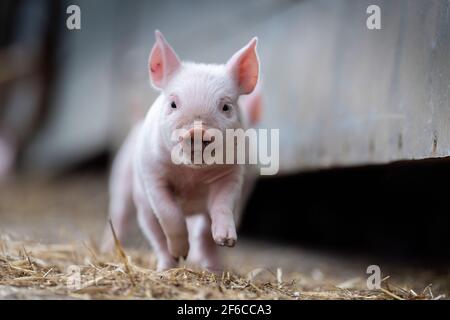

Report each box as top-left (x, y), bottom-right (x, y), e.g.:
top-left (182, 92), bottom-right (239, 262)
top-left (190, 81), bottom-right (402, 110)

top-left (170, 101), bottom-right (177, 109)
top-left (222, 104), bottom-right (231, 112)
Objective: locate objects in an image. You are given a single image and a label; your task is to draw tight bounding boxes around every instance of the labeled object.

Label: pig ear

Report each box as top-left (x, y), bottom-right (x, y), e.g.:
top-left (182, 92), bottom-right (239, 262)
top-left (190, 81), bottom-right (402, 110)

top-left (226, 37), bottom-right (260, 95)
top-left (240, 82), bottom-right (263, 126)
top-left (148, 30), bottom-right (181, 89)
top-left (246, 90), bottom-right (262, 125)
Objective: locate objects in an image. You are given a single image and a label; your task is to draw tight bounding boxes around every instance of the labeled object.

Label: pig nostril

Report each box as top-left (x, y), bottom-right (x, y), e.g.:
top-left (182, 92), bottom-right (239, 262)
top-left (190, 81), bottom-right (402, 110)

top-left (202, 135), bottom-right (214, 147)
top-left (184, 128), bottom-right (211, 148)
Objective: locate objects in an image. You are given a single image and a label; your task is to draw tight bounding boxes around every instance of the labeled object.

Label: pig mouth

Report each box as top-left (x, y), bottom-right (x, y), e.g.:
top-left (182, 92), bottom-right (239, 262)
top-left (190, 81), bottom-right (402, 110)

top-left (185, 143), bottom-right (216, 167)
top-left (177, 134), bottom-right (217, 167)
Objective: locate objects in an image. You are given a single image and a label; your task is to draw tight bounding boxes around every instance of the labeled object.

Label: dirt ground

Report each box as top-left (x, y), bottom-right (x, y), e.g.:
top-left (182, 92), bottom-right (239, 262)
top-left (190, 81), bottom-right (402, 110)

top-left (0, 173), bottom-right (448, 299)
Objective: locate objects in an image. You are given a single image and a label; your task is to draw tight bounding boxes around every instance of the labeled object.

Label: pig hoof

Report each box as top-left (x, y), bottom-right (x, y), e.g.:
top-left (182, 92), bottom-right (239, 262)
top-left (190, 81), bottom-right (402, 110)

top-left (168, 235), bottom-right (190, 258)
top-left (213, 233), bottom-right (237, 247)
top-left (216, 238), bottom-right (236, 247)
top-left (212, 224), bottom-right (237, 247)
top-left (226, 238), bottom-right (236, 247)
top-left (174, 255), bottom-right (188, 263)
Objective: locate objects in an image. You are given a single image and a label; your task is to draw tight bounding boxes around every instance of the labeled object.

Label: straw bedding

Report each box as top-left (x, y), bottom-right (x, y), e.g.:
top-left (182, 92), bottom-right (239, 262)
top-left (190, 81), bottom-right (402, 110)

top-left (0, 236), bottom-right (446, 300)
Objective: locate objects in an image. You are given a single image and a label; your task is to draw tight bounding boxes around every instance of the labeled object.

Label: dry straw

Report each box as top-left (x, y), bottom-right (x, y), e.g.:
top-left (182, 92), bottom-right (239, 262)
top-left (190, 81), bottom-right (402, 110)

top-left (0, 234), bottom-right (444, 300)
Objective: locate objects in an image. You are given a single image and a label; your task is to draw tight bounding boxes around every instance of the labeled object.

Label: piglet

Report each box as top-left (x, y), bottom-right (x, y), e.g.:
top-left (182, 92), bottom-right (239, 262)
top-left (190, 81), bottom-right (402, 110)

top-left (102, 31), bottom-right (261, 271)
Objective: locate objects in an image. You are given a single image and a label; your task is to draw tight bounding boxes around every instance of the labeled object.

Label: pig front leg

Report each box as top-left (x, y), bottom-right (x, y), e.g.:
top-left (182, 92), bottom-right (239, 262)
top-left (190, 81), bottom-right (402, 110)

top-left (187, 214), bottom-right (220, 271)
top-left (208, 173), bottom-right (243, 247)
top-left (143, 180), bottom-right (190, 259)
top-left (137, 208), bottom-right (178, 271)
top-left (134, 177), bottom-right (178, 270)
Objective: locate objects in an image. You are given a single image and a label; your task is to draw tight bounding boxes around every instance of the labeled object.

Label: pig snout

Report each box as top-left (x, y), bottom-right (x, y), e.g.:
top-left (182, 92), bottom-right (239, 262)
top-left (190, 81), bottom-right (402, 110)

top-left (181, 126), bottom-right (214, 153)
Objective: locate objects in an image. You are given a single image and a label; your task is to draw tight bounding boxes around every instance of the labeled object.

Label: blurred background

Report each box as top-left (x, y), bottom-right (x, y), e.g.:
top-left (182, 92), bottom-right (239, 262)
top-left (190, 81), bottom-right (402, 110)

top-left (0, 0), bottom-right (449, 278)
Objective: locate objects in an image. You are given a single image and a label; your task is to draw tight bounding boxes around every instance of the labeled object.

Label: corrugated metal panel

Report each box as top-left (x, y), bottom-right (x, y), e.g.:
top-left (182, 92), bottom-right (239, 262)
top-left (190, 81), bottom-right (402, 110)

top-left (24, 0), bottom-right (450, 173)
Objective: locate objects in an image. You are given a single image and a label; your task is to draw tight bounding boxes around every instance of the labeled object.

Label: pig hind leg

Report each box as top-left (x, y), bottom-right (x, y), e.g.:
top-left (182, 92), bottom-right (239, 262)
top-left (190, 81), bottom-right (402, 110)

top-left (101, 182), bottom-right (135, 252)
top-left (101, 151), bottom-right (135, 252)
top-left (187, 214), bottom-right (221, 272)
